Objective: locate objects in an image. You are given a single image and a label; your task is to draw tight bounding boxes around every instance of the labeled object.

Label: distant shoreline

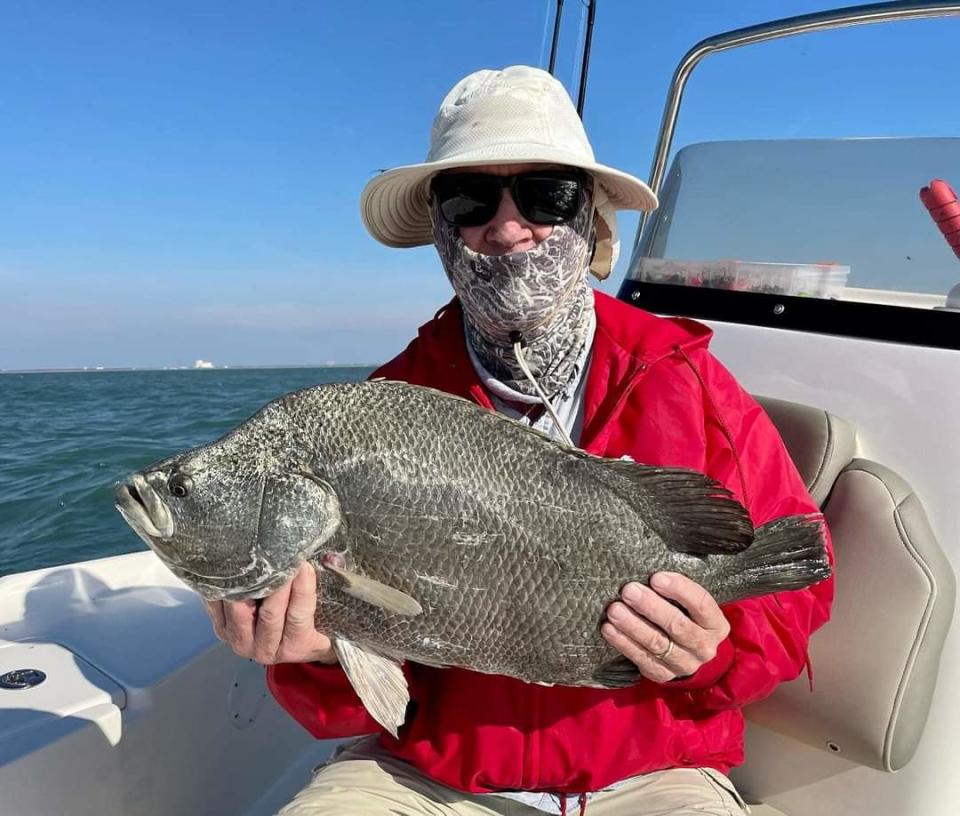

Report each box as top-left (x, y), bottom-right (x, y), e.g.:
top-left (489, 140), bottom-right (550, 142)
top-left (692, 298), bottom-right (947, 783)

top-left (0, 364), bottom-right (380, 375)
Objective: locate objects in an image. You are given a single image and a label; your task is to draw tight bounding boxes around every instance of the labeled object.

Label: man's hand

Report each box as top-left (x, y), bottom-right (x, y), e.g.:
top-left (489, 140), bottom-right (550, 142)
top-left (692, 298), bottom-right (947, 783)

top-left (203, 563), bottom-right (338, 665)
top-left (601, 572), bottom-right (730, 683)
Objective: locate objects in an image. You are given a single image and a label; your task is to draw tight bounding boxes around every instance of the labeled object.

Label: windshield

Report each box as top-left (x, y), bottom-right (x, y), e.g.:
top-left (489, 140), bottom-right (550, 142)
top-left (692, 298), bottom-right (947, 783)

top-left (631, 137), bottom-right (959, 307)
top-left (623, 12), bottom-right (960, 318)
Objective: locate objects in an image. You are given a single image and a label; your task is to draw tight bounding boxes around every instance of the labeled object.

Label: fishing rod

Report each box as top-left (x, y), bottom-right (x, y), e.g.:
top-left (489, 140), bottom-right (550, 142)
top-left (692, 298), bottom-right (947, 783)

top-left (546, 0), bottom-right (598, 118)
top-left (548, 0), bottom-right (564, 74)
top-left (577, 0), bottom-right (597, 117)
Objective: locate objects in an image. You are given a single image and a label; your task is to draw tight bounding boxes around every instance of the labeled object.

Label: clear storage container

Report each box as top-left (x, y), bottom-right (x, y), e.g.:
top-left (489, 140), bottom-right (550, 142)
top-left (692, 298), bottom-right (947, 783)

top-left (635, 258), bottom-right (850, 299)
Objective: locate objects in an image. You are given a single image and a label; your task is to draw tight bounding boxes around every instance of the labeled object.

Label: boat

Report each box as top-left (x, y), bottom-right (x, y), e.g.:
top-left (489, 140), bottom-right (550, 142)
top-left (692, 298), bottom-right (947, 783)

top-left (2, 2), bottom-right (958, 814)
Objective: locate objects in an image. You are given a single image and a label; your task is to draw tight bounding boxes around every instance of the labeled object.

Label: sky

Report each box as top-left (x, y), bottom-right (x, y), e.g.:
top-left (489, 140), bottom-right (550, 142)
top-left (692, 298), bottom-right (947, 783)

top-left (1, 1), bottom-right (958, 370)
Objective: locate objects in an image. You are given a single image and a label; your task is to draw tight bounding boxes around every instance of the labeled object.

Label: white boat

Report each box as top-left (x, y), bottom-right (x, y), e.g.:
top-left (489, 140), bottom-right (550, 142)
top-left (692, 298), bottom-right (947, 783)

top-left (2, 3), bottom-right (959, 814)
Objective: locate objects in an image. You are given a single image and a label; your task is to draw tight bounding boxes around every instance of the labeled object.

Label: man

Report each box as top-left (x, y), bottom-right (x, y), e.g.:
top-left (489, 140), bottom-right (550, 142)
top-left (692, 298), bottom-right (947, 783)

top-left (205, 66), bottom-right (833, 815)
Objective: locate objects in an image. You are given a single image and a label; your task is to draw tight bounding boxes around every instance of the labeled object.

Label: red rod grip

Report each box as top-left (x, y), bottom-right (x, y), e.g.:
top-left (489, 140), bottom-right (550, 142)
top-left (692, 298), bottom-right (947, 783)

top-left (920, 179), bottom-right (960, 261)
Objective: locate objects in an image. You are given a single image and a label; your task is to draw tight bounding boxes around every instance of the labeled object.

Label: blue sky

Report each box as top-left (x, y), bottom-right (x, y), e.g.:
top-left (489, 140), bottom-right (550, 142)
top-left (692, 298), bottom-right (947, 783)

top-left (2, 1), bottom-right (958, 370)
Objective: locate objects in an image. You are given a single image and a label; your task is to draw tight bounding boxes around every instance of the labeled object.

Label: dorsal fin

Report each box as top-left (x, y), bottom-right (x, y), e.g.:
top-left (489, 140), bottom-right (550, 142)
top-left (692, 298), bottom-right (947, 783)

top-left (358, 381), bottom-right (754, 555)
top-left (574, 456), bottom-right (754, 555)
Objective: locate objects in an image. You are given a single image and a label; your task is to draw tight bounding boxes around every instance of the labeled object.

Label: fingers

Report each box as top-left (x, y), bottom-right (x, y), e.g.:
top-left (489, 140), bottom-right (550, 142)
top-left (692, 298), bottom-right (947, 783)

top-left (278, 564), bottom-right (321, 661)
top-left (221, 598), bottom-right (259, 658)
top-left (623, 581), bottom-right (703, 648)
top-left (601, 609), bottom-right (687, 683)
top-left (205, 564), bottom-right (332, 665)
top-left (602, 575), bottom-right (730, 682)
top-left (649, 573), bottom-right (730, 639)
top-left (204, 600), bottom-right (227, 640)
top-left (252, 579), bottom-right (294, 664)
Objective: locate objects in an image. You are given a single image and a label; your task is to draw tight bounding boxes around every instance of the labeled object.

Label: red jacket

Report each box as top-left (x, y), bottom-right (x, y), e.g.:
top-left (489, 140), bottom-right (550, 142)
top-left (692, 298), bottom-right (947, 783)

top-left (268, 291), bottom-right (834, 794)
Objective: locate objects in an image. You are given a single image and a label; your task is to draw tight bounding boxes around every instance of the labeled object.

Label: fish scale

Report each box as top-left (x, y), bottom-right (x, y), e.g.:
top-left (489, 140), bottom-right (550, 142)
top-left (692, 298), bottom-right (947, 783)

top-left (115, 380), bottom-right (830, 735)
top-left (313, 385), bottom-right (701, 680)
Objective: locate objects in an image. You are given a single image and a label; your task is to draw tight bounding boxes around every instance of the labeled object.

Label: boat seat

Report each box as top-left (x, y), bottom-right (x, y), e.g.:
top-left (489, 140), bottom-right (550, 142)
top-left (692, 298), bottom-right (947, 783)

top-left (744, 396), bottom-right (956, 773)
top-left (744, 805), bottom-right (787, 816)
top-left (754, 395), bottom-right (857, 506)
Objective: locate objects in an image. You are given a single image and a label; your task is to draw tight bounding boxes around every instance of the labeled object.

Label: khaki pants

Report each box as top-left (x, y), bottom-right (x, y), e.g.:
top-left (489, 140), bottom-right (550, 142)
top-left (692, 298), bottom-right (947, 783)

top-left (278, 737), bottom-right (749, 816)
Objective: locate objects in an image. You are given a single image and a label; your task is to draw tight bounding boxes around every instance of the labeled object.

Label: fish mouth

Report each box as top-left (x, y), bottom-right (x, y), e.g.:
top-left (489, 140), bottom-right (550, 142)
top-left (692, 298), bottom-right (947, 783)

top-left (114, 473), bottom-right (174, 541)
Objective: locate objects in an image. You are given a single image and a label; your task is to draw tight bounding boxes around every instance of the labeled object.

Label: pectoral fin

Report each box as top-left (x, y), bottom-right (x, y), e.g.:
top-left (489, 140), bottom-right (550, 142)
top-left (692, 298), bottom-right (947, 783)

top-left (322, 556), bottom-right (423, 616)
top-left (334, 638), bottom-right (409, 738)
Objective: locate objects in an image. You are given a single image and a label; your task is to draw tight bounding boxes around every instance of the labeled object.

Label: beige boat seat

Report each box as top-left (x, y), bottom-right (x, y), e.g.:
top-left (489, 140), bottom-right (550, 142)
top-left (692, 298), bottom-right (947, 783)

top-left (743, 396), bottom-right (956, 778)
top-left (755, 396), bottom-right (857, 507)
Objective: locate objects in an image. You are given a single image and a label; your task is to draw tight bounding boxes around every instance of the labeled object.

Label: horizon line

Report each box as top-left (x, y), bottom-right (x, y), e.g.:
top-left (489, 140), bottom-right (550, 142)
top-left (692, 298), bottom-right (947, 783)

top-left (0, 363), bottom-right (382, 375)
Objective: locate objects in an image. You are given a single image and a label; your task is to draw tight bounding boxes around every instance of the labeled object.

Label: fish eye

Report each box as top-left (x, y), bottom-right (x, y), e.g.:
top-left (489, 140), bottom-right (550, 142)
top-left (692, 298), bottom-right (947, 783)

top-left (168, 473), bottom-right (193, 498)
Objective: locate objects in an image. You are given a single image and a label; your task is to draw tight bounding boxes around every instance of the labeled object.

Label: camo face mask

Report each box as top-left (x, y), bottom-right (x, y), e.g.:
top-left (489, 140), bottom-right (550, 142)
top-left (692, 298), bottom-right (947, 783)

top-left (431, 183), bottom-right (595, 397)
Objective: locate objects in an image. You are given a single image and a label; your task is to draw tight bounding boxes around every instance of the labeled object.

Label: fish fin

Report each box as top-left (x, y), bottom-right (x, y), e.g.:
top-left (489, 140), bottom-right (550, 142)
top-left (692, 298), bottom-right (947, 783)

top-left (577, 458), bottom-right (754, 555)
top-left (713, 514), bottom-right (831, 605)
top-left (334, 639), bottom-right (409, 738)
top-left (322, 559), bottom-right (423, 616)
top-left (591, 656), bottom-right (641, 688)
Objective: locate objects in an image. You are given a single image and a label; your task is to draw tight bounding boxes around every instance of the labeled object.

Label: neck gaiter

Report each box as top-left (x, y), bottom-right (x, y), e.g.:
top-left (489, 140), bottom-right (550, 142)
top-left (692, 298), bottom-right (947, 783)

top-left (431, 184), bottom-right (595, 397)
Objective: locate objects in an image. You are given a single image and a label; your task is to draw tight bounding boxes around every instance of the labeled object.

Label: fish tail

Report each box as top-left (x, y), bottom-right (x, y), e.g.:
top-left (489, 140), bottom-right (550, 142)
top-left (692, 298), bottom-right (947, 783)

top-left (715, 514), bottom-right (831, 605)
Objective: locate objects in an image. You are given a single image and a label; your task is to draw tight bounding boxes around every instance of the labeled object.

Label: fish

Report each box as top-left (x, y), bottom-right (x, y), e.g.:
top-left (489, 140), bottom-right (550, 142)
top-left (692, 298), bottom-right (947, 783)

top-left (114, 380), bottom-right (830, 736)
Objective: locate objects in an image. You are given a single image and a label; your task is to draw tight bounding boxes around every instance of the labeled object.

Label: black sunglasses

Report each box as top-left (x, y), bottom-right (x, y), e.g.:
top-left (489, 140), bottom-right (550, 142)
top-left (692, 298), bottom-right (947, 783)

top-left (430, 169), bottom-right (589, 228)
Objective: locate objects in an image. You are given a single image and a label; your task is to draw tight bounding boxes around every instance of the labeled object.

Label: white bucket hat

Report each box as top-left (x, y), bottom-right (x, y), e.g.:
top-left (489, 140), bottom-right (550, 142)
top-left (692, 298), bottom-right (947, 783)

top-left (359, 65), bottom-right (657, 280)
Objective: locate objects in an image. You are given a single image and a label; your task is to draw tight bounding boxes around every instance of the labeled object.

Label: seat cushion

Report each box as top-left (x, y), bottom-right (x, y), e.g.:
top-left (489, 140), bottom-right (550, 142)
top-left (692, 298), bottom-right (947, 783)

top-left (743, 458), bottom-right (956, 771)
top-left (744, 804), bottom-right (788, 816)
top-left (755, 395), bottom-right (857, 506)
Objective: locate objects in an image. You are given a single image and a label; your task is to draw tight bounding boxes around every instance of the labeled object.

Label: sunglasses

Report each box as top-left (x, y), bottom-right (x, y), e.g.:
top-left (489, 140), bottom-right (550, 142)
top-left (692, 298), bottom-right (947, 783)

top-left (431, 169), bottom-right (589, 228)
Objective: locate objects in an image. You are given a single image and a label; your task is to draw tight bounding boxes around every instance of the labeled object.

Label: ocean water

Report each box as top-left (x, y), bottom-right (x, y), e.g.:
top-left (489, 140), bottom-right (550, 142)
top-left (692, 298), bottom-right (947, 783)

top-left (0, 367), bottom-right (375, 578)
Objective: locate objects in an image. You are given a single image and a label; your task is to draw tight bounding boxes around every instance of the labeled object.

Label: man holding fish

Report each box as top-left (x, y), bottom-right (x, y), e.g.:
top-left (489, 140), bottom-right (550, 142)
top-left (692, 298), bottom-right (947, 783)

top-left (203, 67), bottom-right (833, 815)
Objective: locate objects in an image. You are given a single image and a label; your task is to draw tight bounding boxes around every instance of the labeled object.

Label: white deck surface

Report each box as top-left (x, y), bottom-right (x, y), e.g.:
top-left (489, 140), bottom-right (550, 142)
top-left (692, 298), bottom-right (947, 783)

top-left (0, 551), bottom-right (333, 816)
